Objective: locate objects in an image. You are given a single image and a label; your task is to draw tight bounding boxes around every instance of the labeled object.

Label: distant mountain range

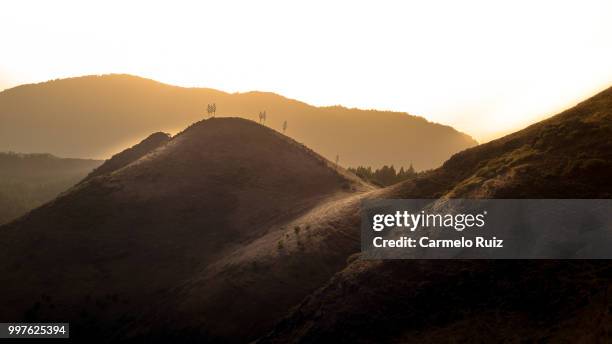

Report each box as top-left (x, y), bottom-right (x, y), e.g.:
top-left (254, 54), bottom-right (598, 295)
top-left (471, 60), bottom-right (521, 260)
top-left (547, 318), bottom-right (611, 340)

top-left (0, 74), bottom-right (477, 170)
top-left (0, 152), bottom-right (101, 225)
top-left (0, 86), bottom-right (610, 342)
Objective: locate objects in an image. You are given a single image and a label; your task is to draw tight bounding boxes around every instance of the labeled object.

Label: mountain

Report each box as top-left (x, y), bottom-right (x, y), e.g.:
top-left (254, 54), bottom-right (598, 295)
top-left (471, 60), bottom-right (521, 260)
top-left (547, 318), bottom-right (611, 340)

top-left (0, 74), bottom-right (477, 170)
top-left (0, 117), bottom-right (373, 342)
top-left (1, 87), bottom-right (610, 343)
top-left (0, 152), bottom-right (102, 225)
top-left (260, 86), bottom-right (612, 343)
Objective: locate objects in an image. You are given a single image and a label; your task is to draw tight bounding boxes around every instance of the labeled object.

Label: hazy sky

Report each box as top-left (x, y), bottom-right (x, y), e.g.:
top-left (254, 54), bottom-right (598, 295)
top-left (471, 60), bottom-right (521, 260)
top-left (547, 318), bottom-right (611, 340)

top-left (1, 0), bottom-right (611, 142)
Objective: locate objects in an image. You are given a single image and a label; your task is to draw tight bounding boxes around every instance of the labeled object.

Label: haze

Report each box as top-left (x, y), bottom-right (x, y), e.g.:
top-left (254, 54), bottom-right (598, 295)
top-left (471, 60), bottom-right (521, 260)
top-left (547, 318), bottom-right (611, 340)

top-left (1, 0), bottom-right (611, 142)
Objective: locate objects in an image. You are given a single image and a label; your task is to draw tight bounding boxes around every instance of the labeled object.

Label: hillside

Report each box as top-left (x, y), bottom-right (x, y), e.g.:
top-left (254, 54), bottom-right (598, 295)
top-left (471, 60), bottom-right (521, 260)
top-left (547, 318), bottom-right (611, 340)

top-left (0, 74), bottom-right (477, 170)
top-left (0, 152), bottom-right (102, 225)
top-left (260, 86), bottom-right (612, 343)
top-left (83, 131), bottom-right (171, 181)
top-left (0, 117), bottom-right (372, 342)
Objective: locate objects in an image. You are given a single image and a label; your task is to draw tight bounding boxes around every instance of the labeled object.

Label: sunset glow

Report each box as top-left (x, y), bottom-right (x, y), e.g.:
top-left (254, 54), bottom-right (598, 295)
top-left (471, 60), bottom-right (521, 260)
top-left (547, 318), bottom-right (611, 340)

top-left (1, 0), bottom-right (611, 142)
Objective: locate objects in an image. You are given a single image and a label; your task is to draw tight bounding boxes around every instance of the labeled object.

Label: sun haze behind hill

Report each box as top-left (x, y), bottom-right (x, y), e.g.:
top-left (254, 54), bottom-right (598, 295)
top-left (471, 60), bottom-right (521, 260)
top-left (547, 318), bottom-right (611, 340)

top-left (0, 74), bottom-right (477, 170)
top-left (0, 152), bottom-right (102, 225)
top-left (1, 1), bottom-right (611, 142)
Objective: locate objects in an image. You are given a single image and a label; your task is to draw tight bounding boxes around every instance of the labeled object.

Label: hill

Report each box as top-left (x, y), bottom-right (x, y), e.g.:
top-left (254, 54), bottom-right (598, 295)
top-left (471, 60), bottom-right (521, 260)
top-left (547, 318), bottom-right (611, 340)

top-left (0, 117), bottom-right (372, 342)
top-left (260, 86), bottom-right (612, 343)
top-left (0, 152), bottom-right (101, 225)
top-left (0, 74), bottom-right (477, 170)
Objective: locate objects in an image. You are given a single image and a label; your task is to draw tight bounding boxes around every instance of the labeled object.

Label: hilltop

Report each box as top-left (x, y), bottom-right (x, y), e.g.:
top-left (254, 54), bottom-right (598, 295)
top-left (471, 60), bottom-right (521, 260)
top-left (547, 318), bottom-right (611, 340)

top-left (0, 74), bottom-right (477, 170)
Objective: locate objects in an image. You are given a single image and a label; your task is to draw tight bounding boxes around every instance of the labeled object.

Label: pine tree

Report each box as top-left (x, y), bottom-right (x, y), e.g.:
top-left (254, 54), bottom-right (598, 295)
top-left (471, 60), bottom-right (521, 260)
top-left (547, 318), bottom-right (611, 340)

top-left (407, 163), bottom-right (415, 177)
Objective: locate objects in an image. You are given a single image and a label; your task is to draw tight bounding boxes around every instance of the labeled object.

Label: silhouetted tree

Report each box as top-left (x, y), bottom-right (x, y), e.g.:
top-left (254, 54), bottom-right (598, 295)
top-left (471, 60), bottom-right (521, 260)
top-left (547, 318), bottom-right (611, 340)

top-left (335, 154), bottom-right (340, 170)
top-left (206, 103), bottom-right (217, 118)
top-left (258, 111), bottom-right (267, 125)
top-left (406, 163), bottom-right (415, 176)
top-left (282, 120), bottom-right (287, 134)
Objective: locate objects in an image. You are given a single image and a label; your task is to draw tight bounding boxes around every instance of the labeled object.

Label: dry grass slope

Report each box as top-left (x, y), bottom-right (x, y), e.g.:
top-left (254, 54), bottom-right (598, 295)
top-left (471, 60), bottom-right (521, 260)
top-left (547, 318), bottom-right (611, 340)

top-left (260, 86), bottom-right (612, 343)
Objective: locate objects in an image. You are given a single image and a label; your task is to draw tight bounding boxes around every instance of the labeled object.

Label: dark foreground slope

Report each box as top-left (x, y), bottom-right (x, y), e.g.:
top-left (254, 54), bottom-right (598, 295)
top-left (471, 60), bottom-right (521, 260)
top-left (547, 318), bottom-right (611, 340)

top-left (0, 152), bottom-right (102, 225)
top-left (0, 118), bottom-right (371, 342)
top-left (261, 87), bottom-right (612, 343)
top-left (0, 74), bottom-right (477, 170)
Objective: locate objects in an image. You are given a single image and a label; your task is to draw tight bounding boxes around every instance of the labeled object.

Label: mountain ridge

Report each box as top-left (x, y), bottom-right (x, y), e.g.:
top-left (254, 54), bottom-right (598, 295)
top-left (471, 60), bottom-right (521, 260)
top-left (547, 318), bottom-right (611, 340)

top-left (0, 74), bottom-right (477, 169)
top-left (83, 131), bottom-right (171, 182)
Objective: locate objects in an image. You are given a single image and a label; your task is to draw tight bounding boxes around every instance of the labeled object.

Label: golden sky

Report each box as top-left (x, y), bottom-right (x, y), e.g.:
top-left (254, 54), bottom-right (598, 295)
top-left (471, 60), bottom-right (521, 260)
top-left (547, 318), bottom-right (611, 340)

top-left (1, 0), bottom-right (611, 142)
